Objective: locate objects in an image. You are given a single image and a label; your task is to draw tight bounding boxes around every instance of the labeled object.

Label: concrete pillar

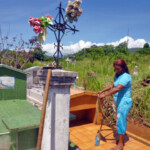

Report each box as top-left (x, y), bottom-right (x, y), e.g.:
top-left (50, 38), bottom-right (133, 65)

top-left (36, 69), bottom-right (77, 150)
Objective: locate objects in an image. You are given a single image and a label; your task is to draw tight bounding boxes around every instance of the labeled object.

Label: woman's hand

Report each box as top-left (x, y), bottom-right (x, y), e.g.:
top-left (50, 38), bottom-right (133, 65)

top-left (98, 93), bottom-right (107, 99)
top-left (97, 90), bottom-right (103, 95)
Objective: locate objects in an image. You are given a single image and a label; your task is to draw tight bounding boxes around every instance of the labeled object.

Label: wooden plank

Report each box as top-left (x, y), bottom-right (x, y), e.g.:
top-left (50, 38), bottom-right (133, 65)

top-left (70, 92), bottom-right (85, 99)
top-left (70, 88), bottom-right (85, 96)
top-left (37, 69), bottom-right (52, 150)
top-left (95, 99), bottom-right (103, 125)
top-left (70, 88), bottom-right (97, 99)
top-left (84, 91), bottom-right (97, 96)
top-left (70, 95), bottom-right (97, 111)
top-left (70, 88), bottom-right (103, 124)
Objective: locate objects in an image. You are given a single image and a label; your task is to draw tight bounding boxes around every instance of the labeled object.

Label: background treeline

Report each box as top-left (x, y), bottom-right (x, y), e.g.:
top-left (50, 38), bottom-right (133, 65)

top-left (74, 42), bottom-right (150, 61)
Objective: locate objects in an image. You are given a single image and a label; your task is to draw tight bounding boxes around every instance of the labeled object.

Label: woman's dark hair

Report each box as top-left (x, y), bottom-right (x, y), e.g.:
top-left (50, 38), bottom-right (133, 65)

top-left (113, 59), bottom-right (130, 74)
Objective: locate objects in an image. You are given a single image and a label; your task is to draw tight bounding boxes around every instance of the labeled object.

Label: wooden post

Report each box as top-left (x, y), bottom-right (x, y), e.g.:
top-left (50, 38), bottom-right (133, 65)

top-left (95, 98), bottom-right (103, 125)
top-left (37, 69), bottom-right (52, 150)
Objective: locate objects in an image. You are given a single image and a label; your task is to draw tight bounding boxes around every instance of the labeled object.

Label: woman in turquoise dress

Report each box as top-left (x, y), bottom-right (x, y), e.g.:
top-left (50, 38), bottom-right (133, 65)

top-left (98, 59), bottom-right (133, 150)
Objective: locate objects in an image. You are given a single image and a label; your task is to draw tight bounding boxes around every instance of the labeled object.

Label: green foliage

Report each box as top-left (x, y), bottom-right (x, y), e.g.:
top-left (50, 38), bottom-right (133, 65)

top-left (137, 47), bottom-right (150, 54)
top-left (75, 42), bottom-right (129, 60)
top-left (25, 60), bottom-right (48, 68)
top-left (115, 42), bottom-right (129, 55)
top-left (44, 56), bottom-right (54, 62)
top-left (61, 53), bottom-right (150, 124)
top-left (135, 42), bottom-right (150, 55)
top-left (33, 48), bottom-right (46, 61)
top-left (143, 43), bottom-right (150, 48)
top-left (25, 43), bottom-right (150, 125)
top-left (39, 16), bottom-right (53, 28)
top-left (129, 48), bottom-right (140, 53)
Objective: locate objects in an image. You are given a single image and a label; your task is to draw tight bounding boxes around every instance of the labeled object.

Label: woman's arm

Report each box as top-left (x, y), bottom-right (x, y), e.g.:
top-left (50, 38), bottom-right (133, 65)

top-left (98, 84), bottom-right (124, 99)
top-left (97, 83), bottom-right (114, 94)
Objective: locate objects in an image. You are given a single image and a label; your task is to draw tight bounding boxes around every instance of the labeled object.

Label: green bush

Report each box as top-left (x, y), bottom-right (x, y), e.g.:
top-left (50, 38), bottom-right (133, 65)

top-left (33, 48), bottom-right (46, 61)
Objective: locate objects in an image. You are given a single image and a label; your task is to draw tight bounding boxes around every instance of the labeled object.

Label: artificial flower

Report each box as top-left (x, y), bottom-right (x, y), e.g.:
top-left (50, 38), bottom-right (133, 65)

top-left (33, 26), bottom-right (44, 34)
top-left (34, 21), bottom-right (41, 26)
top-left (46, 14), bottom-right (53, 20)
top-left (40, 16), bottom-right (53, 28)
top-left (29, 17), bottom-right (34, 26)
top-left (29, 14), bottom-right (53, 43)
top-left (65, 0), bottom-right (83, 23)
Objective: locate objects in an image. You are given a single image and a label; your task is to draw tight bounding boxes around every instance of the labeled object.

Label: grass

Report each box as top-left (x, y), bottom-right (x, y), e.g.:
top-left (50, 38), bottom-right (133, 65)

top-left (26, 54), bottom-right (150, 125)
top-left (62, 54), bottom-right (150, 125)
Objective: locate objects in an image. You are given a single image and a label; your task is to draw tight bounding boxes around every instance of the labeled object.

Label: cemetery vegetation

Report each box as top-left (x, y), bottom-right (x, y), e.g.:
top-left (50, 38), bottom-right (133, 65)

top-left (26, 42), bottom-right (150, 126)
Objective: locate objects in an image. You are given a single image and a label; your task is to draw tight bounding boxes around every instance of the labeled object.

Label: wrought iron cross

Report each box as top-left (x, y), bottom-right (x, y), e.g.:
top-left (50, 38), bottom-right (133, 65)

top-left (48, 2), bottom-right (79, 68)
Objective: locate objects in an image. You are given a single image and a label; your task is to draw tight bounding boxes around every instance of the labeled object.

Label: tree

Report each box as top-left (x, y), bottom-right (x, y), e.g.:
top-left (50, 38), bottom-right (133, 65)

top-left (33, 47), bottom-right (46, 61)
top-left (103, 45), bottom-right (115, 55)
top-left (143, 43), bottom-right (149, 48)
top-left (115, 42), bottom-right (129, 55)
top-left (137, 48), bottom-right (150, 54)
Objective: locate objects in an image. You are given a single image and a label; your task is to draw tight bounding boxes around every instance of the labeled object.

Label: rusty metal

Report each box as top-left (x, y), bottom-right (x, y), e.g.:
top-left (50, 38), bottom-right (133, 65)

top-left (48, 2), bottom-right (79, 68)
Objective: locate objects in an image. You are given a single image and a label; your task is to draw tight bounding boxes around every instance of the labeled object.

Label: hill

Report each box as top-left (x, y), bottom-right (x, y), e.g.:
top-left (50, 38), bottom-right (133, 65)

top-left (65, 43), bottom-right (149, 60)
top-left (68, 43), bottom-right (129, 60)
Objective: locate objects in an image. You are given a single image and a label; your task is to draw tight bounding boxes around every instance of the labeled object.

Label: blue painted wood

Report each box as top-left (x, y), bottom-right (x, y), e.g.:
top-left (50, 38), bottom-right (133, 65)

top-left (69, 113), bottom-right (76, 121)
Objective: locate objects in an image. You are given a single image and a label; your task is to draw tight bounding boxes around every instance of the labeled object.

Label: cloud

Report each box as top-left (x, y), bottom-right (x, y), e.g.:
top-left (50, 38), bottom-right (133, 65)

top-left (42, 40), bottom-right (104, 56)
top-left (42, 36), bottom-right (149, 56)
top-left (106, 36), bottom-right (147, 48)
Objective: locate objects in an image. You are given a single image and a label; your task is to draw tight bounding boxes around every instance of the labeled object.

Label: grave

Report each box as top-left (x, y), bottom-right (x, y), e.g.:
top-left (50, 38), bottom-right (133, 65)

top-left (0, 64), bottom-right (27, 100)
top-left (25, 67), bottom-right (44, 109)
top-left (24, 66), bottom-right (44, 109)
top-left (0, 64), bottom-right (41, 150)
top-left (24, 66), bottom-right (41, 89)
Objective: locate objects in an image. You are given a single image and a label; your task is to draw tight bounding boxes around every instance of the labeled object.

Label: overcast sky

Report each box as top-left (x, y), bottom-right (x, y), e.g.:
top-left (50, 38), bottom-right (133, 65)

top-left (0, 0), bottom-right (150, 55)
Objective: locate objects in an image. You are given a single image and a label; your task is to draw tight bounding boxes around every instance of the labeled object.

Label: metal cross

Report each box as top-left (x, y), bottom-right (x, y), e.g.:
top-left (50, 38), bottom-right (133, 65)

top-left (48, 2), bottom-right (79, 68)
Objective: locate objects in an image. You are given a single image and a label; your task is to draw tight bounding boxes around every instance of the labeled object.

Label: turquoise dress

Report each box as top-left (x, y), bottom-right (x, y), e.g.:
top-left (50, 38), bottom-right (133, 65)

top-left (114, 72), bottom-right (133, 135)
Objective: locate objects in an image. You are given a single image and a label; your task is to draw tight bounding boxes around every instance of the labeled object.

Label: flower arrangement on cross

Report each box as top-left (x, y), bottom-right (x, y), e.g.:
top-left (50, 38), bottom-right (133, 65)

top-left (29, 15), bottom-right (53, 44)
top-left (29, 0), bottom-right (82, 44)
top-left (28, 0), bottom-right (82, 67)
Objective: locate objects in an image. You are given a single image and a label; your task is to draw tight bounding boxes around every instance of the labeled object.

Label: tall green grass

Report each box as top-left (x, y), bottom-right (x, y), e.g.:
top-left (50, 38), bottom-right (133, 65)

top-left (26, 54), bottom-right (150, 124)
top-left (61, 54), bottom-right (150, 124)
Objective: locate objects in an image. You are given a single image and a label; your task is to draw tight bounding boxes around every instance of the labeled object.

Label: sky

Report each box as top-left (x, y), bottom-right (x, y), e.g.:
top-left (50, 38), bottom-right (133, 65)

top-left (0, 0), bottom-right (150, 55)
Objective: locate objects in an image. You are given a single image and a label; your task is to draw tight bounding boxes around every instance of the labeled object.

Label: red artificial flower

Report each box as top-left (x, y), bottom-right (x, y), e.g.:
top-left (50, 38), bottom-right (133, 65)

top-left (34, 21), bottom-right (41, 26)
top-left (29, 17), bottom-right (34, 26)
top-left (33, 26), bottom-right (44, 34)
top-left (29, 17), bottom-right (42, 27)
top-left (38, 19), bottom-right (42, 23)
top-left (46, 14), bottom-right (53, 20)
top-left (38, 27), bottom-right (44, 33)
top-left (34, 18), bottom-right (42, 23)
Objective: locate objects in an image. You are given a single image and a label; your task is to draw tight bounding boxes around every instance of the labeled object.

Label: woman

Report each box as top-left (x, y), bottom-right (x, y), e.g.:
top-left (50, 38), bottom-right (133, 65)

top-left (98, 59), bottom-right (133, 150)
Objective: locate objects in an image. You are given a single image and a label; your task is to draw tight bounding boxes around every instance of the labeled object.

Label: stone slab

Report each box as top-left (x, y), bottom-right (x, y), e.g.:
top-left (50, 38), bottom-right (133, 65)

top-left (0, 100), bottom-right (41, 134)
top-left (35, 69), bottom-right (78, 86)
